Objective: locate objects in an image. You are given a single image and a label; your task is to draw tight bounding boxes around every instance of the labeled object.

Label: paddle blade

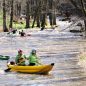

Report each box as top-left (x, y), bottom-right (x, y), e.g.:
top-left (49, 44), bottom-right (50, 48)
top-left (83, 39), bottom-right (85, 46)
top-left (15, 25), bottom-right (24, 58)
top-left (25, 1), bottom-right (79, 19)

top-left (4, 68), bottom-right (11, 72)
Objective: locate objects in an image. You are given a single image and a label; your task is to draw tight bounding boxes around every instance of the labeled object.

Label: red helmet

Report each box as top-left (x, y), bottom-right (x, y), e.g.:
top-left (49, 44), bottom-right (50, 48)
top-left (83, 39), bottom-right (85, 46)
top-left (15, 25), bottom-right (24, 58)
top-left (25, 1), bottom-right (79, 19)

top-left (18, 50), bottom-right (23, 53)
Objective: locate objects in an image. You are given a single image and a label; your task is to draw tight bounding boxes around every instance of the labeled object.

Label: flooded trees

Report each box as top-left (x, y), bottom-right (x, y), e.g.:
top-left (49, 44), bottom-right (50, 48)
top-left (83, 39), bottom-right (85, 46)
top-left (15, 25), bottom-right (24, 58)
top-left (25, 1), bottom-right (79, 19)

top-left (40, 0), bottom-right (48, 30)
top-left (48, 0), bottom-right (57, 26)
top-left (3, 0), bottom-right (86, 32)
top-left (31, 0), bottom-right (41, 28)
top-left (31, 0), bottom-right (59, 29)
top-left (2, 0), bottom-right (59, 30)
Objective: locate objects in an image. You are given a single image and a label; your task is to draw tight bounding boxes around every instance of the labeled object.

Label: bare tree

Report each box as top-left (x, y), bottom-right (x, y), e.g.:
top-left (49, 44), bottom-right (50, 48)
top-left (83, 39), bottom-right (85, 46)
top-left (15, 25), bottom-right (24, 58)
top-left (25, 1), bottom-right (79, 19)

top-left (48, 0), bottom-right (59, 26)
top-left (40, 0), bottom-right (48, 29)
top-left (31, 0), bottom-right (41, 28)
top-left (26, 0), bottom-right (30, 28)
top-left (9, 0), bottom-right (14, 29)
top-left (3, 0), bottom-right (8, 32)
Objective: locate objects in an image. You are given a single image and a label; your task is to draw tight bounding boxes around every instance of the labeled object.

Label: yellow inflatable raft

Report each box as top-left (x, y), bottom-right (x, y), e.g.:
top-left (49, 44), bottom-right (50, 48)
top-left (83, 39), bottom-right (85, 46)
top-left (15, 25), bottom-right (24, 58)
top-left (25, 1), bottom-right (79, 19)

top-left (6, 63), bottom-right (54, 74)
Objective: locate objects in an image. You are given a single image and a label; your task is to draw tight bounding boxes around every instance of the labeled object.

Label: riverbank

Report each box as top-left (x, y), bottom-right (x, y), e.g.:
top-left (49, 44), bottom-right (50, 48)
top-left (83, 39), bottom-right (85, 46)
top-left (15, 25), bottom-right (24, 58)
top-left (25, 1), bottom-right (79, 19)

top-left (0, 26), bottom-right (3, 32)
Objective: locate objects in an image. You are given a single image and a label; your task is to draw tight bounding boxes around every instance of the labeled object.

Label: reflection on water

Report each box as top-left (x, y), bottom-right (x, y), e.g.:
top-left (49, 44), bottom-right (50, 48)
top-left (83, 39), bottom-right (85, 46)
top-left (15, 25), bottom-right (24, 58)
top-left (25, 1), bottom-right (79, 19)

top-left (0, 30), bottom-right (86, 86)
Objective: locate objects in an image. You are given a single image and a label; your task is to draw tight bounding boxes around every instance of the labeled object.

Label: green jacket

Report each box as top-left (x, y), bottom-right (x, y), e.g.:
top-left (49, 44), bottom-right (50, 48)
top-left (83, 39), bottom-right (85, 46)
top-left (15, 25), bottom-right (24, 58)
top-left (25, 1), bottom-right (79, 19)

top-left (15, 54), bottom-right (26, 65)
top-left (28, 54), bottom-right (39, 64)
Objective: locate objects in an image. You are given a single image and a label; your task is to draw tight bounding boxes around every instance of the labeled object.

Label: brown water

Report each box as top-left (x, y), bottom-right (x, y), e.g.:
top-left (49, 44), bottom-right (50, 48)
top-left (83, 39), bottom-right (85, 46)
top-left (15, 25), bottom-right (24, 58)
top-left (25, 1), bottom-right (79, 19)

top-left (0, 30), bottom-right (86, 86)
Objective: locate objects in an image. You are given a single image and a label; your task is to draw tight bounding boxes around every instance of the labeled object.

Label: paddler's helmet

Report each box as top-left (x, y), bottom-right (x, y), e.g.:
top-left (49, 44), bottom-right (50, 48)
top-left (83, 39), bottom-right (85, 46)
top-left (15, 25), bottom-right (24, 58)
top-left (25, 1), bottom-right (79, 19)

top-left (18, 50), bottom-right (23, 54)
top-left (31, 49), bottom-right (36, 54)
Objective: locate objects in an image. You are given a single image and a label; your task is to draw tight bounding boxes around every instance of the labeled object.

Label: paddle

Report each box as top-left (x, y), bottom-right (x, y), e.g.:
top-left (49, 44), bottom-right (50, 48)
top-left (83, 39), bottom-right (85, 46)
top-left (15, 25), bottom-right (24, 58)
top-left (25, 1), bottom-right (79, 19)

top-left (4, 68), bottom-right (11, 72)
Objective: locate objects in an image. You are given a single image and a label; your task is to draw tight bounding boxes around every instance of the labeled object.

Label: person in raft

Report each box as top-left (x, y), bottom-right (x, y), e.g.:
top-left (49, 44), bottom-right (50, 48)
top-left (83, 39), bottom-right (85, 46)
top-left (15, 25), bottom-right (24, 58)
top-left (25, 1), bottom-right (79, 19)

top-left (15, 50), bottom-right (26, 66)
top-left (27, 49), bottom-right (41, 66)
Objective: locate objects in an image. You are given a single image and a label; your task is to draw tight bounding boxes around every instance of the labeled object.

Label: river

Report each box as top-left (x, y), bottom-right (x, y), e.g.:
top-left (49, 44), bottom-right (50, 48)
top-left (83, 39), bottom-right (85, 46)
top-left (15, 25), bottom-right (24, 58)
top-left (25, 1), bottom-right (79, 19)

top-left (0, 29), bottom-right (86, 86)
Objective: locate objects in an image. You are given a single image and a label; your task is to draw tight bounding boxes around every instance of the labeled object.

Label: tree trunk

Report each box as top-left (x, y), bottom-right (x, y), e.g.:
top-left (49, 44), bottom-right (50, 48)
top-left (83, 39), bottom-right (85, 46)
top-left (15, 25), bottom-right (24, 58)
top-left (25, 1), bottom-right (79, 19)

top-left (48, 0), bottom-right (56, 26)
top-left (41, 14), bottom-right (46, 28)
top-left (26, 15), bottom-right (30, 28)
top-left (9, 0), bottom-right (14, 29)
top-left (32, 0), bottom-right (41, 28)
top-left (3, 0), bottom-right (8, 32)
top-left (53, 13), bottom-right (56, 25)
top-left (32, 15), bottom-right (36, 28)
top-left (17, 2), bottom-right (21, 17)
top-left (84, 19), bottom-right (86, 37)
top-left (26, 0), bottom-right (30, 28)
top-left (49, 13), bottom-right (53, 26)
top-left (49, 13), bottom-right (56, 26)
top-left (36, 16), bottom-right (40, 27)
top-left (32, 7), bottom-right (40, 28)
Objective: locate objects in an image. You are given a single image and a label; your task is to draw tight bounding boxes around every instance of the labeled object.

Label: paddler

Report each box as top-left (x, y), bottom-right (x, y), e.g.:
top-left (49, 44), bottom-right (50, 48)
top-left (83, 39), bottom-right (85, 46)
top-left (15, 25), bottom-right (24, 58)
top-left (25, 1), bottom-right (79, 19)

top-left (27, 49), bottom-right (41, 66)
top-left (15, 50), bottom-right (26, 66)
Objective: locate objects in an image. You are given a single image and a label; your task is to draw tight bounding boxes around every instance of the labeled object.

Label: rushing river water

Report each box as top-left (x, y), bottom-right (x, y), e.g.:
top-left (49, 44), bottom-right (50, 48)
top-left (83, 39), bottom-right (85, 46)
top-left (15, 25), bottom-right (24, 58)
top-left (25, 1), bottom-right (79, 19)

top-left (0, 29), bottom-right (86, 86)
